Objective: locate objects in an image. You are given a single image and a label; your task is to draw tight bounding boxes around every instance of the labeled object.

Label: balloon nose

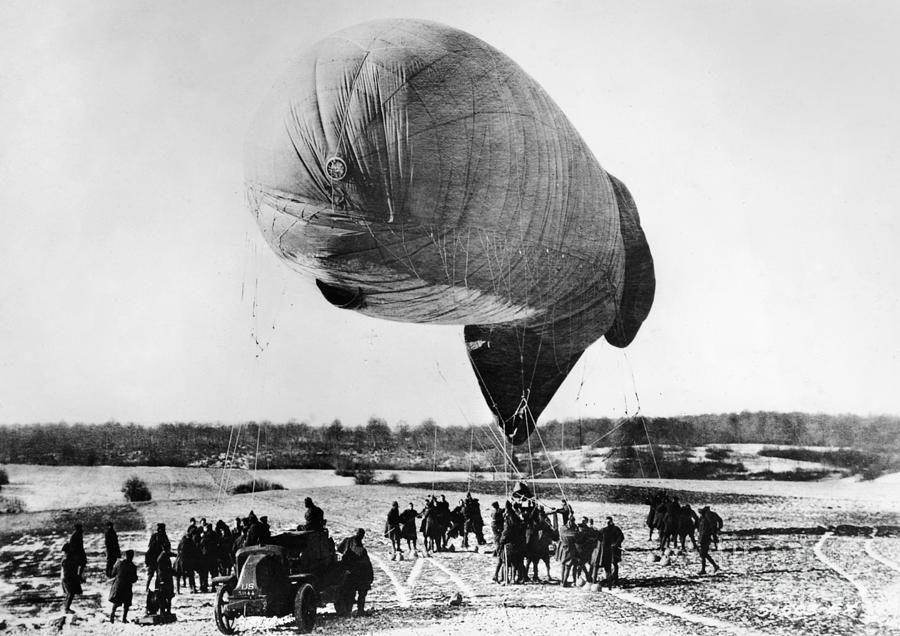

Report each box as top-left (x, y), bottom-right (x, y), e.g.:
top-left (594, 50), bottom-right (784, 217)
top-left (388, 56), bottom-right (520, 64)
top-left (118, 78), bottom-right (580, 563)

top-left (315, 279), bottom-right (365, 310)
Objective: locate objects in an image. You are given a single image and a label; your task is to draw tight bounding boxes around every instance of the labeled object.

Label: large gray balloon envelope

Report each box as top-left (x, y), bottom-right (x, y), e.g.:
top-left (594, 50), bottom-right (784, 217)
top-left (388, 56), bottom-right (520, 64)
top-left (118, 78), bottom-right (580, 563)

top-left (244, 19), bottom-right (655, 445)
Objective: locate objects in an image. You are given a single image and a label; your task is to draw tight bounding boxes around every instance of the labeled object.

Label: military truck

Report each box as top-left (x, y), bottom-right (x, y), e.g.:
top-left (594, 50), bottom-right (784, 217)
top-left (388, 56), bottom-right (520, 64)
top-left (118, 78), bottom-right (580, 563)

top-left (213, 530), bottom-right (354, 634)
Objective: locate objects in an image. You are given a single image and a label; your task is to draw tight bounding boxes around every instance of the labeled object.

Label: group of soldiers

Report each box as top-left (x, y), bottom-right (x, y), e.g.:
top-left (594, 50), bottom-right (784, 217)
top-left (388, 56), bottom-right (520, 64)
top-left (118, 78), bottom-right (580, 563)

top-left (488, 495), bottom-right (626, 589)
top-left (646, 492), bottom-right (724, 575)
top-left (59, 489), bottom-right (727, 621)
top-left (380, 486), bottom-right (727, 589)
top-left (385, 493), bottom-right (487, 558)
top-left (60, 521), bottom-right (140, 622)
top-left (58, 496), bottom-right (362, 622)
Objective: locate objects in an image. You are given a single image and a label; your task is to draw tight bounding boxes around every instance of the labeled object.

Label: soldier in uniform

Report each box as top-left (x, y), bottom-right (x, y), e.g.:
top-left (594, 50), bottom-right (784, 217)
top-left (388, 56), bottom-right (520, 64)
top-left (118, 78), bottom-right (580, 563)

top-left (108, 549), bottom-right (138, 623)
top-left (215, 520), bottom-right (234, 576)
top-left (386, 501), bottom-right (403, 558)
top-left (556, 518), bottom-right (581, 587)
top-left (259, 516), bottom-right (272, 543)
top-left (463, 493), bottom-right (486, 547)
top-left (338, 528), bottom-right (375, 617)
top-left (69, 523), bottom-right (87, 580)
top-left (399, 502), bottom-right (420, 555)
top-left (302, 497), bottom-right (326, 531)
top-left (145, 523), bottom-right (171, 589)
top-left (697, 506), bottom-right (721, 575)
top-left (155, 549), bottom-right (175, 616)
top-left (105, 522), bottom-right (121, 579)
top-left (552, 499), bottom-right (574, 528)
top-left (593, 516), bottom-right (625, 586)
top-left (708, 507), bottom-right (724, 549)
top-left (60, 543), bottom-right (82, 614)
top-left (198, 525), bottom-right (219, 592)
top-left (174, 528), bottom-right (198, 594)
top-left (490, 501), bottom-right (504, 551)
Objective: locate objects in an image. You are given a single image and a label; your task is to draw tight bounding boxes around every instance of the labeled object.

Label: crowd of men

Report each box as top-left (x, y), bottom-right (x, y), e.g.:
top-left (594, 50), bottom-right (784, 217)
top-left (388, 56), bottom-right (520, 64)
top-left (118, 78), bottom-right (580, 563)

top-left (385, 493), bottom-right (488, 559)
top-left (58, 488), bottom-right (725, 621)
top-left (381, 485), bottom-right (726, 588)
top-left (645, 491), bottom-right (724, 574)
top-left (57, 497), bottom-right (378, 621)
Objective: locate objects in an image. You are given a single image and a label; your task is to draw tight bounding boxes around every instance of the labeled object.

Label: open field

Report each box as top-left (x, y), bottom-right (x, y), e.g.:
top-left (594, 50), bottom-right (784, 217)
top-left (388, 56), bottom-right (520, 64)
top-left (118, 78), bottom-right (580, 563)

top-left (1, 466), bottom-right (899, 634)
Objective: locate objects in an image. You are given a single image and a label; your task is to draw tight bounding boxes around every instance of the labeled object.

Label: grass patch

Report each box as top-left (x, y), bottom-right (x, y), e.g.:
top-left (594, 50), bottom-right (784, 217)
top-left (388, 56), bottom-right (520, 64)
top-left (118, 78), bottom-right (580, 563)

top-left (397, 480), bottom-right (788, 507)
top-left (230, 479), bottom-right (285, 495)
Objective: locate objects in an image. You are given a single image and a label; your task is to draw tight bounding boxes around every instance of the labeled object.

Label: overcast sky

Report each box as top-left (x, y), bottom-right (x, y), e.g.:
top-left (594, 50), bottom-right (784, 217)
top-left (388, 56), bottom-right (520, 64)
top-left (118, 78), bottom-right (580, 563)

top-left (1, 0), bottom-right (898, 429)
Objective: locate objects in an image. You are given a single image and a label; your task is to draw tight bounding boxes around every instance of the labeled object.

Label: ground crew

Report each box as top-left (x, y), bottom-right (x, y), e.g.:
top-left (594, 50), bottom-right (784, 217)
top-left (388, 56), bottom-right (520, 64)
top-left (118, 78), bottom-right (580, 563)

top-left (697, 506), bottom-right (721, 575)
top-left (104, 522), bottom-right (121, 579)
top-left (338, 528), bottom-right (375, 617)
top-left (108, 549), bottom-right (138, 623)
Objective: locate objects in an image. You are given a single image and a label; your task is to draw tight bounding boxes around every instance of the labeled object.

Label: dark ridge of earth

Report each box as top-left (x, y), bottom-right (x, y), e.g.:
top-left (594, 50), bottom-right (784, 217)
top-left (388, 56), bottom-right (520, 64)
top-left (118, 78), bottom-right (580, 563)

top-left (397, 480), bottom-right (790, 506)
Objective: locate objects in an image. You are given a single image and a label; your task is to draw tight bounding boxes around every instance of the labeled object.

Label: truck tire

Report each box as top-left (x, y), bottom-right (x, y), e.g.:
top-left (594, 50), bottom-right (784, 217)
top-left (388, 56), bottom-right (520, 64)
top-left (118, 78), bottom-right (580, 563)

top-left (293, 584), bottom-right (317, 633)
top-left (214, 585), bottom-right (236, 635)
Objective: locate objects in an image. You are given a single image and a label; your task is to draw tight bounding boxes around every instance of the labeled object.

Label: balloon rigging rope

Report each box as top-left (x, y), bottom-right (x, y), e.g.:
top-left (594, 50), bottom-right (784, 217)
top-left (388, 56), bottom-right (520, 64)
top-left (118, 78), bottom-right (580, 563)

top-left (524, 402), bottom-right (567, 501)
top-left (467, 426), bottom-right (474, 490)
top-left (251, 422), bottom-right (262, 503)
top-left (216, 423), bottom-right (237, 507)
top-left (433, 360), bottom-right (521, 475)
top-left (432, 424), bottom-right (437, 494)
top-left (220, 423), bottom-right (244, 507)
top-left (624, 351), bottom-right (661, 481)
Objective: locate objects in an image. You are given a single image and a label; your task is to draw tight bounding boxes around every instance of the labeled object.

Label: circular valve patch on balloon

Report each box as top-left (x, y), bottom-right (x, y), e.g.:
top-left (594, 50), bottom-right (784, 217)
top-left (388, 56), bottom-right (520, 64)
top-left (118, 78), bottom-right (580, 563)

top-left (325, 156), bottom-right (347, 181)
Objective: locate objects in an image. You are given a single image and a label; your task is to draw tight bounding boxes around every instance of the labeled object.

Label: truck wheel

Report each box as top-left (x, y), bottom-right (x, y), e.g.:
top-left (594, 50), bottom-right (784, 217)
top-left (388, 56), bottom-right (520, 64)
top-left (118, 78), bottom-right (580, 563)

top-left (214, 585), bottom-right (235, 635)
top-left (294, 584), bottom-right (317, 633)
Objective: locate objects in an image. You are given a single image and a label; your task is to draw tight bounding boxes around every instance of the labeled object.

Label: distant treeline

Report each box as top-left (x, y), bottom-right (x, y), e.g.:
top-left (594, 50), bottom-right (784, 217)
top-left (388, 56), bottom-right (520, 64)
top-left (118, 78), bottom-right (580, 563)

top-left (0, 411), bottom-right (898, 468)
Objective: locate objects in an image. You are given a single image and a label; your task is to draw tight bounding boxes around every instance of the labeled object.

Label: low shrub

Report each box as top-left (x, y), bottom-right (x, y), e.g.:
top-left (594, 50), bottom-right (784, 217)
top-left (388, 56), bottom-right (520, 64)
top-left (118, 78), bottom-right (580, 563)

top-left (122, 476), bottom-right (152, 502)
top-left (747, 468), bottom-right (834, 481)
top-left (757, 447), bottom-right (882, 475)
top-left (379, 473), bottom-right (400, 485)
top-left (354, 467), bottom-right (375, 485)
top-left (230, 479), bottom-right (285, 495)
top-left (0, 467), bottom-right (9, 487)
top-left (705, 447), bottom-right (731, 461)
top-left (606, 446), bottom-right (746, 479)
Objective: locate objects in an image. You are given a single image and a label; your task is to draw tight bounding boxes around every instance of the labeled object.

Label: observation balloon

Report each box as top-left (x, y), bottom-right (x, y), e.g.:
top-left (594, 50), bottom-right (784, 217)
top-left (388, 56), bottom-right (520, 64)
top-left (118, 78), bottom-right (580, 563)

top-left (245, 19), bottom-right (655, 445)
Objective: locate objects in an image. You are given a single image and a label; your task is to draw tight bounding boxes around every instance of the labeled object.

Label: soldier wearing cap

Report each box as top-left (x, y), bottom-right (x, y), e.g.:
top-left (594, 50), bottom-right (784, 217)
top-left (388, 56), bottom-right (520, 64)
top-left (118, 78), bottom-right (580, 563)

top-left (145, 523), bottom-right (171, 589)
top-left (338, 528), bottom-right (374, 616)
top-left (697, 506), bottom-right (720, 575)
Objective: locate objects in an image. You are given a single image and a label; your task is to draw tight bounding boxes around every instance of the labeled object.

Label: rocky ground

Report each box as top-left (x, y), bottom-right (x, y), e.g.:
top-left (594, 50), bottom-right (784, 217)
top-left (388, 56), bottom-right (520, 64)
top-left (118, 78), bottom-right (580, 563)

top-left (1, 477), bottom-right (899, 635)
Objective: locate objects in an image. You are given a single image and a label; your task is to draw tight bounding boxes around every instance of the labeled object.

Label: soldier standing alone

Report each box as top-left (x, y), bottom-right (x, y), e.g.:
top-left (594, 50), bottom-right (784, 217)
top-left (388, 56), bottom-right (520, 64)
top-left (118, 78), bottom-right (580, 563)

top-left (338, 529), bottom-right (375, 617)
top-left (697, 506), bottom-right (721, 575)
top-left (105, 522), bottom-right (121, 578)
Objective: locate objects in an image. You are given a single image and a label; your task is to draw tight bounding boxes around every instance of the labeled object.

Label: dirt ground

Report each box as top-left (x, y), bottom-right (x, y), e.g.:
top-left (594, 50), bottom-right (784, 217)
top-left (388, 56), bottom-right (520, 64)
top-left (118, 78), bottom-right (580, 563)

top-left (1, 470), bottom-right (899, 635)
